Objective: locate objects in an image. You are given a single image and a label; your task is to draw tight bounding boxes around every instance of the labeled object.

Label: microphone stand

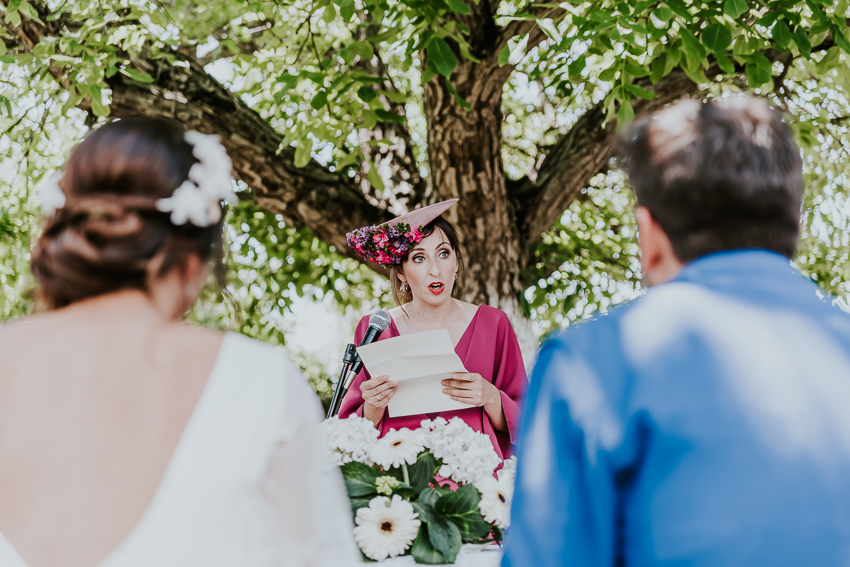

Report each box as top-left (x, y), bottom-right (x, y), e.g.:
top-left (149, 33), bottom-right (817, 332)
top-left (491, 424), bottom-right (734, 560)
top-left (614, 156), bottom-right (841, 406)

top-left (327, 343), bottom-right (358, 419)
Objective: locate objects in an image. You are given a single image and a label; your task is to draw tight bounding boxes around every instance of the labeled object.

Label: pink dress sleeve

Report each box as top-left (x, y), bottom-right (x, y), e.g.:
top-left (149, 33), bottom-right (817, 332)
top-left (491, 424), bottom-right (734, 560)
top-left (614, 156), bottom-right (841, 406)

top-left (490, 310), bottom-right (526, 456)
top-left (338, 315), bottom-right (380, 421)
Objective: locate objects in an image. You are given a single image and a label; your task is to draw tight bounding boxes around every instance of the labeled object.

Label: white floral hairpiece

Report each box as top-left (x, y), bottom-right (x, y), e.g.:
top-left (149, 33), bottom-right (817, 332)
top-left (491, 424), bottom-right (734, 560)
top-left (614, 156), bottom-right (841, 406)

top-left (35, 173), bottom-right (66, 217)
top-left (155, 131), bottom-right (237, 227)
top-left (36, 130), bottom-right (236, 228)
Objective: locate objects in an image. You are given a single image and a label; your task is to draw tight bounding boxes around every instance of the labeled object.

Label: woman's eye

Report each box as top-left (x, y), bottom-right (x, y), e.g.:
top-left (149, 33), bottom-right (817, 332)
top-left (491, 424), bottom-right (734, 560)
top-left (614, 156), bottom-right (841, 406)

top-left (439, 250), bottom-right (449, 258)
top-left (413, 255), bottom-right (425, 262)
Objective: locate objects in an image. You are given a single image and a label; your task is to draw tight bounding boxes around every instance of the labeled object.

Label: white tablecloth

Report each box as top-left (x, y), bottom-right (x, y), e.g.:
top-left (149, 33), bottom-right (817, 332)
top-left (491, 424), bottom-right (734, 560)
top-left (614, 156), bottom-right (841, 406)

top-left (380, 545), bottom-right (502, 567)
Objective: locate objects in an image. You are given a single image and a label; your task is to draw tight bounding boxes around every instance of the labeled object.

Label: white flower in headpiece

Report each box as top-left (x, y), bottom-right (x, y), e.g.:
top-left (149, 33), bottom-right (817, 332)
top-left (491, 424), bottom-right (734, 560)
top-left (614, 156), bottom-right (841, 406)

top-left (35, 173), bottom-right (65, 217)
top-left (156, 131), bottom-right (236, 227)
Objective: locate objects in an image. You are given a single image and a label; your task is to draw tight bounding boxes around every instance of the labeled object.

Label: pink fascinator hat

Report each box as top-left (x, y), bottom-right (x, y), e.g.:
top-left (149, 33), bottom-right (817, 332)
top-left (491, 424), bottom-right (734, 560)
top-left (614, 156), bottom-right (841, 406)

top-left (347, 199), bottom-right (458, 267)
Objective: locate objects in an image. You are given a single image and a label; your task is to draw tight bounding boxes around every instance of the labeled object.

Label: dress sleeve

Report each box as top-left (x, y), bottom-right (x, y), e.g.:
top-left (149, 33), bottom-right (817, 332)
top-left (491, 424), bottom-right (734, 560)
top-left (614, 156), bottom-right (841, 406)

top-left (503, 339), bottom-right (627, 567)
top-left (490, 310), bottom-right (527, 455)
top-left (262, 360), bottom-right (362, 567)
top-left (338, 315), bottom-right (379, 421)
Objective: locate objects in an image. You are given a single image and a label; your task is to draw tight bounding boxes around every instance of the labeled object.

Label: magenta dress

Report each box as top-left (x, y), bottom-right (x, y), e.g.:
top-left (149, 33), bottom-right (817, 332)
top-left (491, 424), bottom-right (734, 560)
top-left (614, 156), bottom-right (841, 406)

top-left (339, 305), bottom-right (526, 459)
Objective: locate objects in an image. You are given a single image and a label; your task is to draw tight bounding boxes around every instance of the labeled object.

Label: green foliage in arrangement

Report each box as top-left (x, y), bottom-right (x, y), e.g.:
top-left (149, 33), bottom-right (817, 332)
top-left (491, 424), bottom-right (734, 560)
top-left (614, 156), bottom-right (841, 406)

top-left (0, 0), bottom-right (849, 360)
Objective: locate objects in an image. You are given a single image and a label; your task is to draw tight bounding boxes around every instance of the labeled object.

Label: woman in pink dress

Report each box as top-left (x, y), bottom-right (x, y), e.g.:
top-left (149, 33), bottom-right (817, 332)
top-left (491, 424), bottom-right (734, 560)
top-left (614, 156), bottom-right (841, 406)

top-left (339, 199), bottom-right (525, 459)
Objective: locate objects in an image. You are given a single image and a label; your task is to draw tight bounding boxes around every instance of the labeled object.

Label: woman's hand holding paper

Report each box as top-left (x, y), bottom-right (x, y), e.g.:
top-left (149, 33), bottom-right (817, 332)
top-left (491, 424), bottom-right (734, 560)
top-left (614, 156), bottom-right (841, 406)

top-left (442, 373), bottom-right (508, 433)
top-left (361, 374), bottom-right (398, 426)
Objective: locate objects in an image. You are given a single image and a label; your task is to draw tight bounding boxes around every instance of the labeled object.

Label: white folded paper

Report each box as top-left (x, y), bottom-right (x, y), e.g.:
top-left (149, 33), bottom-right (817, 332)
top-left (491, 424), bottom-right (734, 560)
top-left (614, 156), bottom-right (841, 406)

top-left (356, 328), bottom-right (472, 417)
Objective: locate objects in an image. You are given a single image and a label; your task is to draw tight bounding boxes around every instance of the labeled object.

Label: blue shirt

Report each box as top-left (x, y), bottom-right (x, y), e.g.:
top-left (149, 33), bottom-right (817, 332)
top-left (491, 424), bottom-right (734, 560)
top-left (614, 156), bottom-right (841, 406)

top-left (503, 250), bottom-right (850, 567)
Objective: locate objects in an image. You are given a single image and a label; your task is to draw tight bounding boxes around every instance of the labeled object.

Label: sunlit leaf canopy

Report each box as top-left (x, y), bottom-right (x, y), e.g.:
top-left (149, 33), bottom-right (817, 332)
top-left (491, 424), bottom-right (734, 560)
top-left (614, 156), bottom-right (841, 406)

top-left (1, 0), bottom-right (850, 395)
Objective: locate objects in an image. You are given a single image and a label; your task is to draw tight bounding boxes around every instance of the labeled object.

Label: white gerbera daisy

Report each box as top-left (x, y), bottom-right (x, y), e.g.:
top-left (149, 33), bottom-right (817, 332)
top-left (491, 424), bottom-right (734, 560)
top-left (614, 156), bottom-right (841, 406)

top-left (369, 427), bottom-right (426, 469)
top-left (475, 473), bottom-right (514, 528)
top-left (353, 495), bottom-right (421, 561)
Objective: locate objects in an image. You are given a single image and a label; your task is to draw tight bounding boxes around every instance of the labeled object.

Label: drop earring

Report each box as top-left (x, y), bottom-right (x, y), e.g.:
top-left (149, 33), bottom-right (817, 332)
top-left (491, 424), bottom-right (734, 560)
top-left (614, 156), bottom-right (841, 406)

top-left (401, 282), bottom-right (410, 294)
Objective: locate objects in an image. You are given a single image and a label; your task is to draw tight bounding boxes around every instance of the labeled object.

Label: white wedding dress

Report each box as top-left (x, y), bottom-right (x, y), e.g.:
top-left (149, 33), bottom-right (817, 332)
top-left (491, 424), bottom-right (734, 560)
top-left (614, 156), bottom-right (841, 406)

top-left (0, 332), bottom-right (362, 567)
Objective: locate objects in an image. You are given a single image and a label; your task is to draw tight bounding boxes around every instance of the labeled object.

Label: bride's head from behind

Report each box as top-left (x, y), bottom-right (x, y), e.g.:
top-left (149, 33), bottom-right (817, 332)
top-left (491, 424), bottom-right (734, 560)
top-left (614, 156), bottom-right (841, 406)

top-left (31, 117), bottom-right (233, 318)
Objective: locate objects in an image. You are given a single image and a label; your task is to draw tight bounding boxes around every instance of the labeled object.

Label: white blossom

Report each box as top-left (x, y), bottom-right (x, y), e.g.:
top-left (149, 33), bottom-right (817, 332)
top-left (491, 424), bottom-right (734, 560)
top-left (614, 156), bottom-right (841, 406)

top-left (36, 173), bottom-right (65, 217)
top-left (353, 495), bottom-right (420, 561)
top-left (420, 417), bottom-right (501, 485)
top-left (369, 427), bottom-right (426, 469)
top-left (320, 415), bottom-right (379, 466)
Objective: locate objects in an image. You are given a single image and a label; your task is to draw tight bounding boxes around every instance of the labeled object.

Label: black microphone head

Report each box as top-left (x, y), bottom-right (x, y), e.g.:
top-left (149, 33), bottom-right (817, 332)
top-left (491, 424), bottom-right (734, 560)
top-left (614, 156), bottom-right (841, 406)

top-left (369, 310), bottom-right (392, 332)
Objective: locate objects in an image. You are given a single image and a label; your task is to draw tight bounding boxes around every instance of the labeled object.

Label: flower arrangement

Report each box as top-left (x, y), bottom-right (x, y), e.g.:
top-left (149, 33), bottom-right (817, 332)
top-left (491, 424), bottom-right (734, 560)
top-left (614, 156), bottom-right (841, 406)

top-left (322, 416), bottom-right (516, 564)
top-left (346, 221), bottom-right (425, 267)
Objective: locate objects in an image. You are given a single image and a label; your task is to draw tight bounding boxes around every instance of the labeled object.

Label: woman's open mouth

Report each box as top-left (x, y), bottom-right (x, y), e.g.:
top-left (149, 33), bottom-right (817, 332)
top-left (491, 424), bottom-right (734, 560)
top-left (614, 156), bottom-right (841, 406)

top-left (428, 282), bottom-right (445, 294)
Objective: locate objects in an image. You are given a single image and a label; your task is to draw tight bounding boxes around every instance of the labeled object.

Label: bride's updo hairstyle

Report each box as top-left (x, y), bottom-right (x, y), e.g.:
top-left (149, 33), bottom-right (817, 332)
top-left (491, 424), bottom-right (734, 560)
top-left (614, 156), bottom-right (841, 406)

top-left (31, 117), bottom-right (225, 309)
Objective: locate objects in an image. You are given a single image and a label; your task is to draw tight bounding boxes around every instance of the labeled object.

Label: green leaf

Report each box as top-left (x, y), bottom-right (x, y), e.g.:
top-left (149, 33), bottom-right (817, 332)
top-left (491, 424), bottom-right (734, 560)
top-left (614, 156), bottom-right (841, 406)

top-left (680, 29), bottom-right (707, 60)
top-left (743, 52), bottom-right (772, 87)
top-left (814, 46), bottom-right (840, 76)
top-left (664, 47), bottom-right (682, 75)
top-left (435, 484), bottom-right (492, 542)
top-left (617, 98), bottom-right (634, 125)
top-left (339, 0), bottom-right (355, 21)
top-left (89, 85), bottom-right (110, 117)
top-left (311, 90), bottom-right (328, 110)
top-left (353, 41), bottom-right (374, 61)
top-left (568, 57), bottom-right (586, 79)
top-left (0, 55), bottom-right (14, 64)
top-left (322, 2), bottom-right (336, 23)
top-left (497, 43), bottom-right (510, 67)
top-left (427, 38), bottom-right (457, 78)
top-left (772, 20), bottom-right (792, 52)
top-left (350, 497), bottom-right (372, 515)
top-left (701, 23), bottom-right (732, 53)
top-left (366, 160), bottom-right (385, 192)
top-left (120, 68), bottom-right (154, 83)
top-left (714, 52), bottom-right (735, 75)
top-left (446, 0), bottom-right (470, 15)
top-left (724, 0), bottom-right (748, 18)
top-left (445, 77), bottom-right (471, 110)
top-left (374, 109), bottom-right (405, 124)
top-left (833, 26), bottom-right (850, 55)
top-left (624, 61), bottom-right (649, 78)
top-left (408, 451), bottom-right (440, 493)
top-left (357, 86), bottom-right (377, 102)
top-left (425, 512), bottom-right (462, 563)
top-left (650, 54), bottom-right (666, 84)
top-left (792, 27), bottom-right (812, 58)
top-left (626, 82), bottom-right (657, 100)
top-left (341, 461), bottom-right (379, 497)
top-left (419, 488), bottom-right (442, 510)
top-left (651, 6), bottom-right (673, 21)
top-left (411, 525), bottom-right (445, 564)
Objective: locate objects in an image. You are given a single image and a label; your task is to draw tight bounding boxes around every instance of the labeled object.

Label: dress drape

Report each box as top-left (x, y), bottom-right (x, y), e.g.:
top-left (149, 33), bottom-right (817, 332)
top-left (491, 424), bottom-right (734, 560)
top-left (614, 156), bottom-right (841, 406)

top-left (339, 305), bottom-right (526, 459)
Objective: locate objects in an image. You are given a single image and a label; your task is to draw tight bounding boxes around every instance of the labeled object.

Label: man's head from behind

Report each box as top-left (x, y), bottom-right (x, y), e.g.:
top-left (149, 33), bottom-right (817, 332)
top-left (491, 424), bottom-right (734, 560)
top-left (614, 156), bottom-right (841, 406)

top-left (618, 96), bottom-right (803, 286)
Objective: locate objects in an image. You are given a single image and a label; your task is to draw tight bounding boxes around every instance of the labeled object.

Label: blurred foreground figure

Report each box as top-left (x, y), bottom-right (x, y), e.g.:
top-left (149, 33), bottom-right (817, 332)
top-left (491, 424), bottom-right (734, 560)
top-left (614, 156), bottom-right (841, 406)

top-left (0, 119), bottom-right (360, 567)
top-left (504, 97), bottom-right (850, 567)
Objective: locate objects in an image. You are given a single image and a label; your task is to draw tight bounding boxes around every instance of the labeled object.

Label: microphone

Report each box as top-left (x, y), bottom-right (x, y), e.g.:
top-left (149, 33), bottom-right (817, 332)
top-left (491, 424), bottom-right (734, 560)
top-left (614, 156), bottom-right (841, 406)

top-left (327, 310), bottom-right (392, 418)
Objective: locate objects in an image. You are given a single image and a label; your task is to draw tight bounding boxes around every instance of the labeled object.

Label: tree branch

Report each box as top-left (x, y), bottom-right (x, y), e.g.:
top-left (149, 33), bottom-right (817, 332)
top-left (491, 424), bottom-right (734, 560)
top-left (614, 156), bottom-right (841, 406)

top-left (4, 0), bottom-right (392, 272)
top-left (513, 40), bottom-right (837, 268)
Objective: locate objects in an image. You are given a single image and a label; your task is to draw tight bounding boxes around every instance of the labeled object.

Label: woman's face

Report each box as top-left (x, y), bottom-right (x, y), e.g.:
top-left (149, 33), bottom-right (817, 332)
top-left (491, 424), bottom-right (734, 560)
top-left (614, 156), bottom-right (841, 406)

top-left (399, 228), bottom-right (458, 306)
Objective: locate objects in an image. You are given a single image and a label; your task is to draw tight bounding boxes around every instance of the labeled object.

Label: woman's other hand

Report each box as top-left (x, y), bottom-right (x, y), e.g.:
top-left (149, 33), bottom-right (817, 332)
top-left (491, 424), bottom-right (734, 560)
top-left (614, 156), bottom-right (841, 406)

top-left (441, 373), bottom-right (498, 407)
top-left (361, 375), bottom-right (398, 426)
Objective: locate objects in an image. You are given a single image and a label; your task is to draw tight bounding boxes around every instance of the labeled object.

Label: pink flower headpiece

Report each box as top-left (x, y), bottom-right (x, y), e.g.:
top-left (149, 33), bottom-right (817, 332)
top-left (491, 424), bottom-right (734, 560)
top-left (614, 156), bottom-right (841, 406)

top-left (346, 199), bottom-right (458, 267)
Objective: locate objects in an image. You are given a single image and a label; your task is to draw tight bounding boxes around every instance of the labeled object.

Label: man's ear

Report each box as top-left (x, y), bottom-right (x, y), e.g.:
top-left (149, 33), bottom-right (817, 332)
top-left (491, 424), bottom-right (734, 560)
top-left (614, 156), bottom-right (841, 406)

top-left (636, 206), bottom-right (684, 287)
